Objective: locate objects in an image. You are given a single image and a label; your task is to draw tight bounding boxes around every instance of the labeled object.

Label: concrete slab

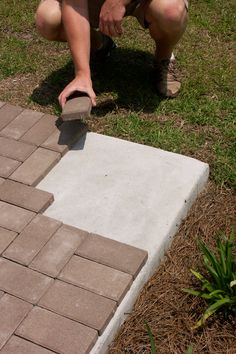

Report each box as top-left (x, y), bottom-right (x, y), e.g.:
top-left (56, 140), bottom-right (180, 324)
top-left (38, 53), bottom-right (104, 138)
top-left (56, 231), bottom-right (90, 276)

top-left (38, 132), bottom-right (209, 353)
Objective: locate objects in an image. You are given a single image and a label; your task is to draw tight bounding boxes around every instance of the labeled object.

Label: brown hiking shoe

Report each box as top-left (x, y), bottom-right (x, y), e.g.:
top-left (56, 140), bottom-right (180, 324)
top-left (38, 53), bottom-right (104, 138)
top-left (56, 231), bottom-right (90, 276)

top-left (154, 59), bottom-right (181, 98)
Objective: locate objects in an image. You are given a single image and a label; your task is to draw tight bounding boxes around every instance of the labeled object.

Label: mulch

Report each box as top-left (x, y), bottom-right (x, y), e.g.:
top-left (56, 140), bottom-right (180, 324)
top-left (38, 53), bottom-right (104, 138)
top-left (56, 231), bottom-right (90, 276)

top-left (108, 182), bottom-right (236, 354)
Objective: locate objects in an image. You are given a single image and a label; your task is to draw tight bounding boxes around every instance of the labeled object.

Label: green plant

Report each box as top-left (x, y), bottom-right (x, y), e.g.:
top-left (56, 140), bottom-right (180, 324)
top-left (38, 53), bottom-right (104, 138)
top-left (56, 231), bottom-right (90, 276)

top-left (183, 229), bottom-right (236, 329)
top-left (145, 322), bottom-right (193, 353)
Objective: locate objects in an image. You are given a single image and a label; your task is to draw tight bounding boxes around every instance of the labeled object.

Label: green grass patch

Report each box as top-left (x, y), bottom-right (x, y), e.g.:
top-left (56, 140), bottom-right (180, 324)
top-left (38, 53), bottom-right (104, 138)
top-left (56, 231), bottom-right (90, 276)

top-left (0, 0), bottom-right (235, 188)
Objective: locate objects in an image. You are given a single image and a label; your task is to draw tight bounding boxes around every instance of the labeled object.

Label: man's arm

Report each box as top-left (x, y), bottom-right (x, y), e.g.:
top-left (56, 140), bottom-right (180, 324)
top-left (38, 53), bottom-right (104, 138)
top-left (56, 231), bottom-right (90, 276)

top-left (58, 0), bottom-right (96, 108)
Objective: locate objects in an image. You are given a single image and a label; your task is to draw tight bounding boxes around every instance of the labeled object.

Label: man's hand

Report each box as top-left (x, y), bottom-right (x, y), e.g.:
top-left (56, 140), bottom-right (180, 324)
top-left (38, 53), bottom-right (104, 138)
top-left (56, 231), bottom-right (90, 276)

top-left (58, 74), bottom-right (96, 108)
top-left (99, 0), bottom-right (129, 37)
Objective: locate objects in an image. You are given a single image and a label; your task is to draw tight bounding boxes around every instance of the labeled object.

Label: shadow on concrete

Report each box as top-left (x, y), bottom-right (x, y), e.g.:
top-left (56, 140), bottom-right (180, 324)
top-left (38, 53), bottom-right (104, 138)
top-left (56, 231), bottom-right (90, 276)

top-left (30, 47), bottom-right (163, 115)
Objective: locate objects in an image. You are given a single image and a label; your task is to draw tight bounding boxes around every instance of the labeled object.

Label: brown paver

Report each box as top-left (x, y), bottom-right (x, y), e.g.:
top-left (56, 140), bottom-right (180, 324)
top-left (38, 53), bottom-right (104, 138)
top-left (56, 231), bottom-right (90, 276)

top-left (39, 279), bottom-right (117, 334)
top-left (59, 255), bottom-right (132, 303)
top-left (9, 147), bottom-right (60, 186)
top-left (0, 156), bottom-right (21, 178)
top-left (0, 103), bottom-right (149, 354)
top-left (0, 336), bottom-right (56, 354)
top-left (3, 215), bottom-right (62, 266)
top-left (77, 233), bottom-right (148, 278)
top-left (0, 227), bottom-right (17, 254)
top-left (41, 121), bottom-right (87, 156)
top-left (0, 137), bottom-right (36, 162)
top-left (30, 225), bottom-right (87, 277)
top-left (0, 201), bottom-right (35, 233)
top-left (0, 104), bottom-right (23, 131)
top-left (16, 307), bottom-right (98, 354)
top-left (0, 180), bottom-right (54, 213)
top-left (0, 294), bottom-right (32, 350)
top-left (0, 258), bottom-right (53, 304)
top-left (0, 109), bottom-right (44, 140)
top-left (20, 114), bottom-right (58, 146)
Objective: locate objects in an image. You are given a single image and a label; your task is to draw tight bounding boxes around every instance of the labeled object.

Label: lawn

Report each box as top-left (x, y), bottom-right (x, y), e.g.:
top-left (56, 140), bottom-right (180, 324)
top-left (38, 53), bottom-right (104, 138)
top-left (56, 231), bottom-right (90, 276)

top-left (0, 0), bottom-right (235, 352)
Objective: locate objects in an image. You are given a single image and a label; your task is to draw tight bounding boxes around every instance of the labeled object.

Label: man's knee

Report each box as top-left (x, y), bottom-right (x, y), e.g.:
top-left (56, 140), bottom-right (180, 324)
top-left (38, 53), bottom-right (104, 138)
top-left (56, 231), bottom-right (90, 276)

top-left (35, 0), bottom-right (62, 40)
top-left (146, 0), bottom-right (188, 28)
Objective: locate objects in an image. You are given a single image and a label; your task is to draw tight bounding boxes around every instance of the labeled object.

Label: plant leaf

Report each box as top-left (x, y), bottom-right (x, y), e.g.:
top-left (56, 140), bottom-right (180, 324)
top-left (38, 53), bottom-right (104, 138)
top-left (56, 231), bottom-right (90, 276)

top-left (145, 322), bottom-right (157, 354)
top-left (186, 344), bottom-right (193, 354)
top-left (190, 269), bottom-right (214, 292)
top-left (192, 298), bottom-right (231, 329)
top-left (182, 288), bottom-right (213, 300)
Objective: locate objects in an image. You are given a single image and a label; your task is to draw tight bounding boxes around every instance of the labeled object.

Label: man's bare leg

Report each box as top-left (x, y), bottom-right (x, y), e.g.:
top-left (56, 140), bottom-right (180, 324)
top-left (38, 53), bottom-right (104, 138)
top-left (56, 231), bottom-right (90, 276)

top-left (145, 0), bottom-right (188, 97)
top-left (35, 0), bottom-right (103, 49)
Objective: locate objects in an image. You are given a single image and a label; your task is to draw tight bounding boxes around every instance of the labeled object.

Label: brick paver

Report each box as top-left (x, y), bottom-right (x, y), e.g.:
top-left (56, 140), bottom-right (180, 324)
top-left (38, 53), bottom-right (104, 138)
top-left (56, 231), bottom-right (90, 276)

top-left (77, 233), bottom-right (148, 278)
top-left (0, 336), bottom-right (56, 354)
top-left (0, 156), bottom-right (21, 178)
top-left (0, 104), bottom-right (23, 131)
top-left (10, 147), bottom-right (60, 186)
top-left (0, 227), bottom-right (17, 255)
top-left (16, 307), bottom-right (98, 354)
top-left (0, 180), bottom-right (54, 213)
top-left (0, 109), bottom-right (44, 140)
top-left (0, 201), bottom-right (35, 233)
top-left (3, 215), bottom-right (61, 265)
top-left (59, 255), bottom-right (132, 303)
top-left (0, 102), bottom-right (148, 354)
top-left (20, 114), bottom-right (58, 146)
top-left (39, 280), bottom-right (117, 334)
top-left (0, 294), bottom-right (32, 350)
top-left (30, 225), bottom-right (87, 277)
top-left (0, 258), bottom-right (53, 304)
top-left (41, 120), bottom-right (87, 156)
top-left (0, 137), bottom-right (36, 162)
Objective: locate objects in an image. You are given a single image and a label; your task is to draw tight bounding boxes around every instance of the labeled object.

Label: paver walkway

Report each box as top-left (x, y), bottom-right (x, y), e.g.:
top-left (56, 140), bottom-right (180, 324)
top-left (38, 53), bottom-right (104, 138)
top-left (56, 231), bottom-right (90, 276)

top-left (0, 102), bottom-right (148, 354)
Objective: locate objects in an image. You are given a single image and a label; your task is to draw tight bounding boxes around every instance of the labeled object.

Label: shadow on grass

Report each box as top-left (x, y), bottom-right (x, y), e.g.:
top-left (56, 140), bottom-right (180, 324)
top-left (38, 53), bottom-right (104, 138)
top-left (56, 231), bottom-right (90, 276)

top-left (30, 47), bottom-right (163, 115)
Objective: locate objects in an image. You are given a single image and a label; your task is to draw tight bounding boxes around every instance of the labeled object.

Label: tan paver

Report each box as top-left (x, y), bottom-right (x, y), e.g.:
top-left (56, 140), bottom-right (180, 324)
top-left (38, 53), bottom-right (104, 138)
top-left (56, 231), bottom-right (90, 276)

top-left (0, 336), bottom-right (56, 354)
top-left (0, 258), bottom-right (53, 304)
top-left (16, 307), bottom-right (98, 354)
top-left (0, 101), bottom-right (5, 109)
top-left (0, 109), bottom-right (44, 140)
top-left (0, 201), bottom-right (35, 233)
top-left (3, 215), bottom-right (62, 266)
top-left (9, 147), bottom-right (60, 186)
top-left (0, 291), bottom-right (4, 299)
top-left (0, 156), bottom-right (21, 178)
top-left (0, 137), bottom-right (36, 162)
top-left (41, 121), bottom-right (87, 156)
top-left (0, 227), bottom-right (17, 254)
top-left (0, 104), bottom-right (23, 131)
top-left (0, 180), bottom-right (54, 213)
top-left (59, 256), bottom-right (132, 303)
top-left (39, 279), bottom-right (117, 334)
top-left (30, 225), bottom-right (87, 277)
top-left (77, 233), bottom-right (148, 278)
top-left (20, 114), bottom-right (58, 146)
top-left (0, 294), bottom-right (32, 350)
top-left (0, 177), bottom-right (4, 185)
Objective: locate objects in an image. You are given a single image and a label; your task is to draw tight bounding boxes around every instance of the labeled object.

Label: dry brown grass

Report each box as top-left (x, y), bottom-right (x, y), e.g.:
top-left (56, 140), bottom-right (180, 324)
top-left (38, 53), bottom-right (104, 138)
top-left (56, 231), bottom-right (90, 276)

top-left (109, 183), bottom-right (236, 354)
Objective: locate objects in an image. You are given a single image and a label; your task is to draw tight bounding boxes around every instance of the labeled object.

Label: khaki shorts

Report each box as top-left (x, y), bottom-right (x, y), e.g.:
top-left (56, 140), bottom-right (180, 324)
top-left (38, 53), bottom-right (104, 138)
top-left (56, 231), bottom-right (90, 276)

top-left (89, 0), bottom-right (189, 28)
top-left (55, 0), bottom-right (189, 28)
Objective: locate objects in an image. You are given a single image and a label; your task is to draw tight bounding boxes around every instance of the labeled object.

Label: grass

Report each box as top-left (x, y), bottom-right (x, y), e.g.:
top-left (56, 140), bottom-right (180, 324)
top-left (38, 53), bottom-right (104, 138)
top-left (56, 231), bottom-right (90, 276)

top-left (0, 0), bottom-right (235, 190)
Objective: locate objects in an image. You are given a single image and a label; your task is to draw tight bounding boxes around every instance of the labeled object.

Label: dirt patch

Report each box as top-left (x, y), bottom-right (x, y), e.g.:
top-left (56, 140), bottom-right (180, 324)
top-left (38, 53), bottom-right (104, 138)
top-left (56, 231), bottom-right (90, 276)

top-left (108, 182), bottom-right (236, 354)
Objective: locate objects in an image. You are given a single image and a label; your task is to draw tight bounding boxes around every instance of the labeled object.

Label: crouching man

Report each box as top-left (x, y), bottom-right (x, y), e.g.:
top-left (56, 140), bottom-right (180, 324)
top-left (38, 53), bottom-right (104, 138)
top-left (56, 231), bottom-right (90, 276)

top-left (35, 0), bottom-right (188, 108)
